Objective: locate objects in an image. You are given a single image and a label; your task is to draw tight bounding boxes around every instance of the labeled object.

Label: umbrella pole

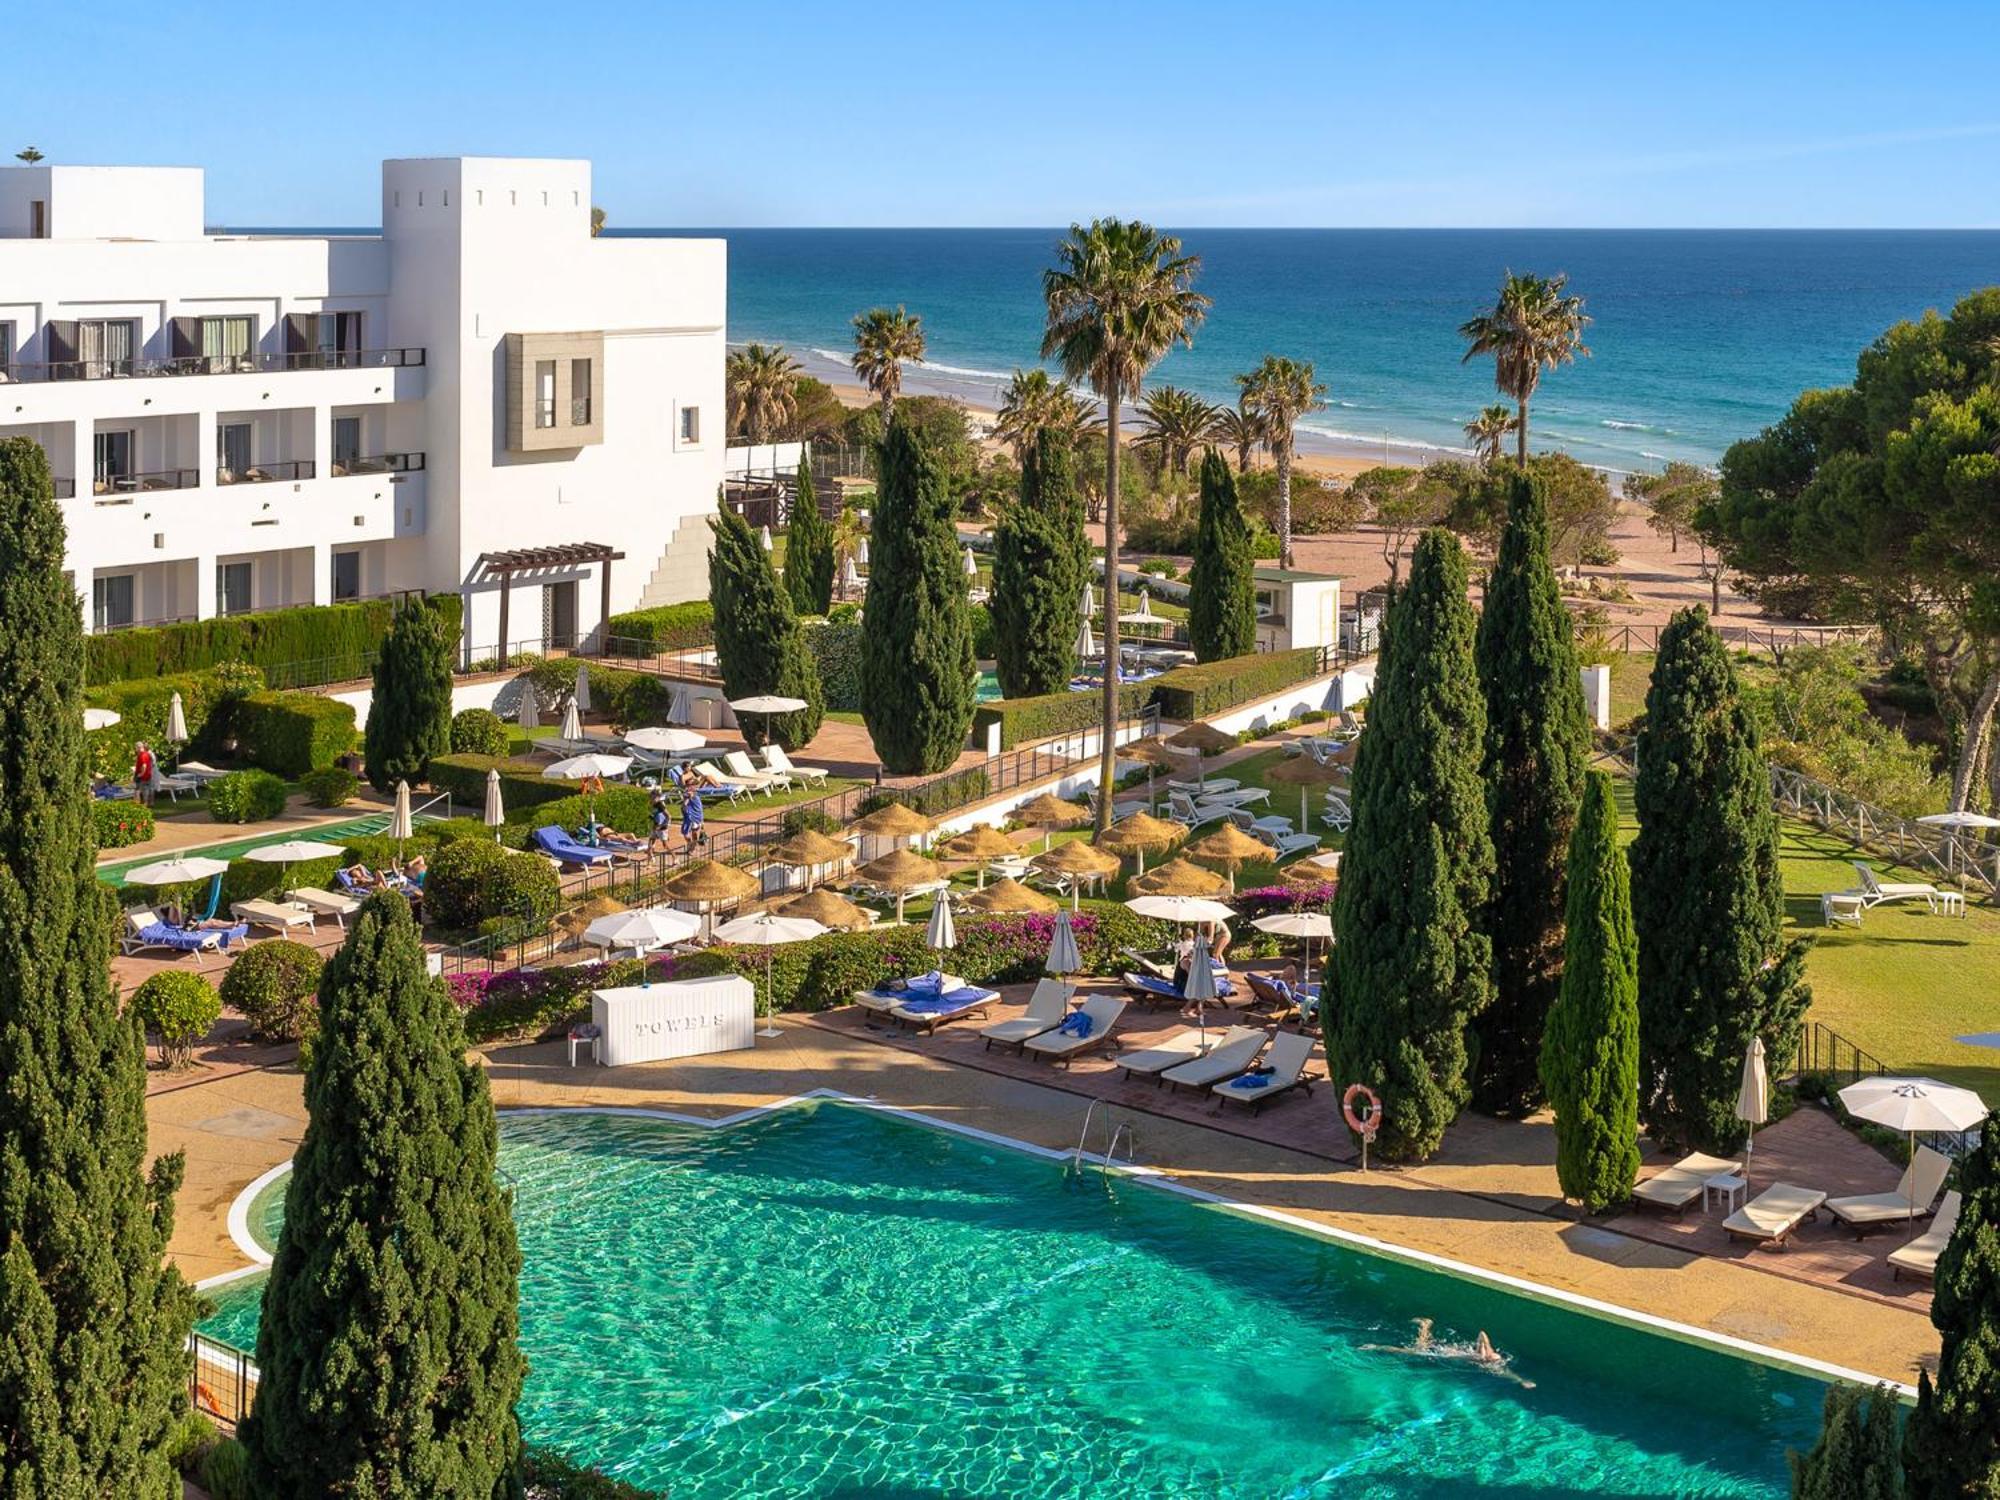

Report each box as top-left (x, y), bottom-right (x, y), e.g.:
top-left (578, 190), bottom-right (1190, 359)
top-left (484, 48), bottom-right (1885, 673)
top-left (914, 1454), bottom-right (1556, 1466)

top-left (758, 948), bottom-right (781, 1038)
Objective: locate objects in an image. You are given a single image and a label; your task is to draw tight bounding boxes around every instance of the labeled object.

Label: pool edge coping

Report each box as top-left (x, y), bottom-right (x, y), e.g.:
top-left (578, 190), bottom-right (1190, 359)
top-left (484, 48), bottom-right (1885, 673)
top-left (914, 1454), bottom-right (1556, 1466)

top-left (200, 1089), bottom-right (1920, 1399)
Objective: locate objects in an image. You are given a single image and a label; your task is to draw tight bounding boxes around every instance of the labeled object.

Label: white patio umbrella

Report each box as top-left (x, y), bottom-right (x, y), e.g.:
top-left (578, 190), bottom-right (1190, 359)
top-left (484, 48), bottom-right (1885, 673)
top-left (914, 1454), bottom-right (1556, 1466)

top-left (573, 663), bottom-right (592, 713)
top-left (390, 778), bottom-right (414, 860)
top-left (840, 557), bottom-right (861, 592)
top-left (714, 911), bottom-right (827, 1036)
top-left (560, 698), bottom-right (583, 742)
top-left (1184, 930), bottom-right (1218, 1045)
top-left (483, 768), bottom-right (506, 838)
top-left (1838, 1075), bottom-right (1988, 1227)
top-left (165, 690), bottom-right (189, 745)
top-left (543, 753), bottom-right (632, 782)
top-left (517, 681), bottom-right (541, 731)
top-left (1124, 894), bottom-right (1235, 926)
top-left (1251, 910), bottom-right (1334, 990)
top-left (1916, 810), bottom-right (2000, 881)
top-left (1118, 590), bottom-right (1157, 626)
top-left (1075, 617), bottom-right (1096, 660)
top-left (926, 891), bottom-right (957, 954)
top-left (729, 694), bottom-right (808, 748)
top-left (625, 726), bottom-right (704, 755)
top-left (122, 854), bottom-right (230, 921)
top-left (1736, 1037), bottom-right (1769, 1169)
top-left (962, 546), bottom-right (978, 577)
top-left (1045, 907), bottom-right (1081, 975)
top-left (584, 906), bottom-right (701, 957)
top-left (857, 538), bottom-right (870, 567)
top-left (244, 838), bottom-right (350, 898)
top-left (760, 524), bottom-right (774, 552)
top-left (83, 707), bottom-right (122, 731)
top-left (666, 683), bottom-right (692, 726)
top-left (1080, 580), bottom-right (1096, 617)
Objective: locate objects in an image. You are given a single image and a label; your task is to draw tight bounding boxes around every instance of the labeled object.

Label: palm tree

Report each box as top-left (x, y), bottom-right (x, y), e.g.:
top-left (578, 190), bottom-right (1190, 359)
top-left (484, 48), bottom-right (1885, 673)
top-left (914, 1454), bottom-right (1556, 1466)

top-left (994, 369), bottom-right (1067, 458)
top-left (1459, 271), bottom-right (1591, 464)
top-left (850, 306), bottom-right (926, 427)
top-left (1464, 404), bottom-right (1517, 465)
top-left (1042, 219), bottom-right (1209, 832)
top-left (725, 343), bottom-right (802, 444)
top-left (1135, 386), bottom-right (1220, 480)
top-left (1237, 356), bottom-right (1326, 568)
top-left (590, 205), bottom-right (606, 237)
top-left (1212, 404), bottom-right (1264, 473)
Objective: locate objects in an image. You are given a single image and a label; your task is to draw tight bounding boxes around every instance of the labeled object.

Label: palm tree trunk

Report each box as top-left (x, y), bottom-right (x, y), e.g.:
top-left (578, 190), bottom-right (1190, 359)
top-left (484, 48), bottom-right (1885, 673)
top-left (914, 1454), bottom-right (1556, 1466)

top-left (1277, 435), bottom-right (1294, 569)
top-left (1516, 397), bottom-right (1531, 465)
top-left (880, 387), bottom-right (895, 431)
top-left (1098, 383), bottom-right (1123, 836)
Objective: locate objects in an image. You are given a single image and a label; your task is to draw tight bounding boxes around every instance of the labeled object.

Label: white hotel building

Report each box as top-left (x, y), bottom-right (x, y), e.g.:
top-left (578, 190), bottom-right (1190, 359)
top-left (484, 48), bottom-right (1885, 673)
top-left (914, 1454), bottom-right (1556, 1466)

top-left (0, 157), bottom-right (724, 654)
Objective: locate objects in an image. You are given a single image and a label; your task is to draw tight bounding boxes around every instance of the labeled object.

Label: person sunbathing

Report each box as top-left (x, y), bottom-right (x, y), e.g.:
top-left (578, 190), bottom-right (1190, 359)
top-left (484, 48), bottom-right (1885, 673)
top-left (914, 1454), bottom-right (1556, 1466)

top-left (1362, 1319), bottom-right (1534, 1389)
top-left (343, 864), bottom-right (381, 890)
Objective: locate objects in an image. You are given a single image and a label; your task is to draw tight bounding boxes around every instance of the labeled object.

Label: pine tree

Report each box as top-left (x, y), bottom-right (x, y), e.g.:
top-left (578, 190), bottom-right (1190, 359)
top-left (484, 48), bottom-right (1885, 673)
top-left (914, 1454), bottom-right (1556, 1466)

top-left (709, 507), bottom-right (825, 750)
top-left (784, 462), bottom-right (835, 617)
top-left (1903, 1106), bottom-right (2000, 1497)
top-left (990, 429), bottom-right (1086, 697)
top-left (242, 892), bottom-right (524, 1497)
top-left (1630, 606), bottom-right (1810, 1152)
top-left (1328, 528), bottom-right (1495, 1162)
top-left (1473, 471), bottom-right (1589, 1114)
top-left (363, 597), bottom-right (455, 792)
top-left (1793, 1384), bottom-right (1906, 1500)
top-left (0, 436), bottom-right (194, 1496)
top-left (860, 420), bottom-right (978, 774)
top-left (1187, 448), bottom-right (1256, 662)
top-left (1539, 771), bottom-right (1640, 1213)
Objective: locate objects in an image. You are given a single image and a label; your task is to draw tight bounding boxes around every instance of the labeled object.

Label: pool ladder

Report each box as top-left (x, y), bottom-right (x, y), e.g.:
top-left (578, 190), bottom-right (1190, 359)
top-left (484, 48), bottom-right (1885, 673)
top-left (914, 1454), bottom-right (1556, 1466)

top-left (1067, 1099), bottom-right (1138, 1185)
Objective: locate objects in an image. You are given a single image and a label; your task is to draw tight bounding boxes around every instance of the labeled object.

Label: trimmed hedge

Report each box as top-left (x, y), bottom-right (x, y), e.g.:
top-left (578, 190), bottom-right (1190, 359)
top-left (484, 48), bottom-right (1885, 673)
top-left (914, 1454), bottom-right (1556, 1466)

top-left (217, 939), bottom-right (324, 1041)
top-left (804, 618), bottom-right (864, 712)
top-left (971, 681), bottom-right (1151, 750)
top-left (427, 838), bottom-right (562, 931)
top-left (207, 769), bottom-right (290, 823)
top-left (84, 594), bottom-right (462, 688)
top-left (603, 601), bottom-right (715, 652)
top-left (130, 970), bottom-right (221, 1069)
top-left (450, 707), bottom-right (511, 756)
top-left (428, 752), bottom-right (580, 811)
top-left (83, 663), bottom-right (264, 781)
top-left (862, 766), bottom-right (991, 820)
top-left (301, 765), bottom-right (360, 807)
top-left (235, 690), bottom-right (355, 777)
top-left (1147, 647), bottom-right (1324, 722)
top-left (93, 798), bottom-right (156, 849)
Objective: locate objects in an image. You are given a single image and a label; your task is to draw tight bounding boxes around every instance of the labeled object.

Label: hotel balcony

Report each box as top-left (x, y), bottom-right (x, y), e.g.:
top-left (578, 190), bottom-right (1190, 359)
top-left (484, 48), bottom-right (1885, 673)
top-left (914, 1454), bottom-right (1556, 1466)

top-left (93, 467), bottom-right (200, 499)
top-left (2, 348), bottom-right (424, 383)
top-left (330, 451), bottom-right (425, 478)
top-left (217, 458), bottom-right (315, 486)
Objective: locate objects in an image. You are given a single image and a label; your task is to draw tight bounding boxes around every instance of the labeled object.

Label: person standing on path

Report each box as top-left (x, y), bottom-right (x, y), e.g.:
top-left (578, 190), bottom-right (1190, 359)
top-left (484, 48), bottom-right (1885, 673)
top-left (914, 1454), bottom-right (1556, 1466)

top-left (133, 740), bottom-right (156, 807)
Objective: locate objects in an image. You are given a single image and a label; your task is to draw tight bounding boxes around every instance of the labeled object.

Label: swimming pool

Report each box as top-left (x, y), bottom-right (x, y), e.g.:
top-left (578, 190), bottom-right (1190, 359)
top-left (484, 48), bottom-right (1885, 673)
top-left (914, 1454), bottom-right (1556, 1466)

top-left (98, 811), bottom-right (436, 888)
top-left (203, 1104), bottom-right (1826, 1496)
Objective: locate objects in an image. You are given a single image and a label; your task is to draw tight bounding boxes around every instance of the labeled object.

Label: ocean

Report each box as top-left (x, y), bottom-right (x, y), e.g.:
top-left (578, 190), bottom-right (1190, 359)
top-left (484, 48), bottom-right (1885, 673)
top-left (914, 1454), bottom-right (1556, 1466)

top-left (621, 227), bottom-right (2000, 471)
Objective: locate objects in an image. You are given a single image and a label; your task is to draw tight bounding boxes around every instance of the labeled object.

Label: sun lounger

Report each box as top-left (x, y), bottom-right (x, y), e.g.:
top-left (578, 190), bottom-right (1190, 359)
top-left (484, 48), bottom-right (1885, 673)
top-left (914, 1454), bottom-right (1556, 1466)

top-left (1022, 993), bottom-right (1128, 1067)
top-left (1120, 970), bottom-right (1236, 1006)
top-left (705, 756), bottom-right (779, 793)
top-left (890, 984), bottom-right (1001, 1034)
top-left (1631, 1151), bottom-right (1745, 1214)
top-left (1121, 949), bottom-right (1175, 984)
top-left (531, 825), bottom-right (629, 868)
top-left (762, 744), bottom-right (829, 785)
top-left (1722, 1182), bottom-right (1827, 1248)
top-left (1118, 1025), bottom-right (1261, 1082)
top-left (1889, 1191), bottom-right (1962, 1282)
top-left (120, 910), bottom-right (250, 965)
top-left (853, 972), bottom-right (968, 1014)
top-left (1213, 1030), bottom-right (1319, 1113)
top-left (686, 764), bottom-right (756, 802)
top-left (1160, 1029), bottom-right (1270, 1092)
top-left (1850, 861), bottom-right (1946, 912)
top-left (231, 899), bottom-right (316, 934)
top-left (979, 978), bottom-right (1076, 1052)
top-left (1270, 831), bottom-right (1323, 858)
top-left (724, 750), bottom-right (787, 791)
top-left (1825, 1146), bottom-right (1951, 1235)
top-left (291, 887), bottom-right (363, 927)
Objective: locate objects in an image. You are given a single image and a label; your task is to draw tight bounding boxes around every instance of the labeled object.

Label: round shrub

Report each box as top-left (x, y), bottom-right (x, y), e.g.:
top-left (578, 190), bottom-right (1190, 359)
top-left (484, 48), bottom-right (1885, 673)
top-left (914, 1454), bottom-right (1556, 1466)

top-left (131, 970), bottom-right (222, 1069)
top-left (198, 1437), bottom-right (250, 1500)
top-left (207, 769), bottom-right (289, 824)
top-left (608, 673), bottom-right (674, 733)
top-left (450, 706), bottom-right (511, 756)
top-left (92, 797), bottom-right (155, 849)
top-left (300, 765), bottom-right (360, 808)
top-left (217, 939), bottom-right (324, 1041)
top-left (428, 838), bottom-right (560, 930)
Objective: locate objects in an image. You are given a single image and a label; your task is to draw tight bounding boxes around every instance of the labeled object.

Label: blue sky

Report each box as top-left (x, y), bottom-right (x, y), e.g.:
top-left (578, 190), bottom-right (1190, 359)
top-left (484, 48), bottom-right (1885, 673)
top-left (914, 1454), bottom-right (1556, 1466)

top-left (17, 1), bottom-right (2000, 227)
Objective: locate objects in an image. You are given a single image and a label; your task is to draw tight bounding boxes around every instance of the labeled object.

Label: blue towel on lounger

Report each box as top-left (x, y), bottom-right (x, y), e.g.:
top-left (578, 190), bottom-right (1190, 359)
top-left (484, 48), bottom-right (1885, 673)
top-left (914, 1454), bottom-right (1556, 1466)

top-left (1057, 1011), bottom-right (1094, 1038)
top-left (1229, 1072), bottom-right (1272, 1090)
top-left (895, 985), bottom-right (995, 1016)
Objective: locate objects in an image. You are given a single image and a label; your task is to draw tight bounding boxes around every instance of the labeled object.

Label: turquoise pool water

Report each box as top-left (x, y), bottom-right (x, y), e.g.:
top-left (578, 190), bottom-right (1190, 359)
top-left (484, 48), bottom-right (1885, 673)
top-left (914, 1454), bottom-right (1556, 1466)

top-left (98, 811), bottom-right (438, 888)
top-left (976, 669), bottom-right (1002, 702)
top-left (202, 1105), bottom-right (1823, 1497)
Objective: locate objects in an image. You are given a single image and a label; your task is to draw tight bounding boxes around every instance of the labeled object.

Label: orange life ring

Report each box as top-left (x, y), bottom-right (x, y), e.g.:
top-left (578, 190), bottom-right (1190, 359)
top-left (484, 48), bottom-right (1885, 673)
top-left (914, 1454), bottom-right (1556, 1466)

top-left (1342, 1082), bottom-right (1382, 1138)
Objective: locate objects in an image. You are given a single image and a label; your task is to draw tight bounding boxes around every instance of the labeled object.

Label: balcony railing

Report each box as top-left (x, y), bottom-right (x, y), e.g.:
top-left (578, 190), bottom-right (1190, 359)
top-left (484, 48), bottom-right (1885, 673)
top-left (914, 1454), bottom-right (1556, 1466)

top-left (217, 459), bottom-right (315, 485)
top-left (570, 397), bottom-right (591, 426)
top-left (93, 468), bottom-right (200, 496)
top-left (1, 348), bottom-right (425, 383)
top-left (330, 452), bottom-right (425, 478)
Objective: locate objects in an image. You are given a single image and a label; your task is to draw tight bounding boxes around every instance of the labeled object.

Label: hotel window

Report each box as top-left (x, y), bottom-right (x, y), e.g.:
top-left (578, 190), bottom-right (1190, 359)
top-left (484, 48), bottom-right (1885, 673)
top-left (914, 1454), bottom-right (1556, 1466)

top-left (318, 311), bottom-right (364, 367)
top-left (331, 550), bottom-right (362, 602)
top-left (77, 319), bottom-right (136, 379)
top-left (0, 322), bottom-right (13, 377)
top-left (93, 574), bottom-right (135, 631)
top-left (199, 315), bottom-right (254, 373)
top-left (29, 201), bottom-right (46, 238)
top-left (93, 430), bottom-right (135, 493)
top-left (332, 416), bottom-right (362, 474)
top-left (570, 358), bottom-right (593, 426)
top-left (217, 423), bottom-right (254, 483)
top-left (534, 361), bottom-right (557, 428)
top-left (216, 562), bottom-right (253, 617)
top-left (680, 406), bottom-right (700, 444)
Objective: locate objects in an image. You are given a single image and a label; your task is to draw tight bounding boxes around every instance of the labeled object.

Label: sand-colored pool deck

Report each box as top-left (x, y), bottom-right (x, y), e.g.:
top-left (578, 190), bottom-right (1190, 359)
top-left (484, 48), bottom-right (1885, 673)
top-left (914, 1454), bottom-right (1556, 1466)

top-left (150, 1015), bottom-right (1940, 1390)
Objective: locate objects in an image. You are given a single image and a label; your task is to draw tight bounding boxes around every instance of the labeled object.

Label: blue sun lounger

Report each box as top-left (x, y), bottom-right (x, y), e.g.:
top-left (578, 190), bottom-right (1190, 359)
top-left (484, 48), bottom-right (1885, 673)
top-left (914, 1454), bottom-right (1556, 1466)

top-left (532, 826), bottom-right (618, 867)
top-left (888, 984), bottom-right (1000, 1034)
top-left (1120, 970), bottom-right (1236, 1006)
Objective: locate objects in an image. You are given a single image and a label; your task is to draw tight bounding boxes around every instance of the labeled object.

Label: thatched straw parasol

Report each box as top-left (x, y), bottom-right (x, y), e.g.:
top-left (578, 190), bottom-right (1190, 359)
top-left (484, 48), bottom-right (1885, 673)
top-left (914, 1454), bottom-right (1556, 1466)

top-left (1118, 736), bottom-right (1185, 810)
top-left (1098, 811), bottom-right (1188, 876)
top-left (1129, 857), bottom-right (1230, 897)
top-left (1283, 858), bottom-right (1339, 888)
top-left (1164, 721), bottom-right (1238, 789)
top-left (939, 823), bottom-right (1019, 888)
top-left (1014, 791), bottom-right (1088, 850)
top-left (659, 859), bottom-right (763, 940)
top-left (853, 847), bottom-right (946, 924)
top-left (1266, 751), bottom-right (1349, 832)
top-left (960, 876), bottom-right (1058, 915)
top-left (847, 801), bottom-right (933, 855)
top-left (764, 828), bottom-right (854, 893)
top-left (774, 887), bottom-right (875, 931)
top-left (1185, 822), bottom-right (1277, 890)
top-left (1031, 839), bottom-right (1122, 909)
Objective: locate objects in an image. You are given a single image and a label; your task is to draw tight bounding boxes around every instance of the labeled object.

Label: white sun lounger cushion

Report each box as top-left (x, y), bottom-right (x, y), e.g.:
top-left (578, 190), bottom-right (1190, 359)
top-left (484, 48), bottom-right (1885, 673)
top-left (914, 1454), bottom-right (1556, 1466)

top-left (1022, 994), bottom-right (1127, 1057)
top-left (1212, 1030), bottom-right (1315, 1099)
top-left (1120, 1026), bottom-right (1261, 1077)
top-left (1633, 1152), bottom-right (1743, 1209)
top-left (1723, 1182), bottom-right (1827, 1241)
top-left (1161, 1030), bottom-right (1269, 1087)
top-left (1826, 1146), bottom-right (1951, 1226)
top-left (1887, 1191), bottom-right (1962, 1278)
top-left (978, 979), bottom-right (1075, 1045)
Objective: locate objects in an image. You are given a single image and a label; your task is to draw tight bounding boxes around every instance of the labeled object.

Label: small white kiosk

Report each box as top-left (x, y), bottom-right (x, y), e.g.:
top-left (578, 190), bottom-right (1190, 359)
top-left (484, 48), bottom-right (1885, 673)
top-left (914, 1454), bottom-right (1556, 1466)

top-left (589, 975), bottom-right (757, 1066)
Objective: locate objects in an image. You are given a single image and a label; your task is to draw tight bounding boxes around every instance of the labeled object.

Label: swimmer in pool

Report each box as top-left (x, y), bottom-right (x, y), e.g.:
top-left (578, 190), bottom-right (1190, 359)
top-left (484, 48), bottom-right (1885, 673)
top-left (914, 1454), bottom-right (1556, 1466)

top-left (1362, 1319), bottom-right (1535, 1389)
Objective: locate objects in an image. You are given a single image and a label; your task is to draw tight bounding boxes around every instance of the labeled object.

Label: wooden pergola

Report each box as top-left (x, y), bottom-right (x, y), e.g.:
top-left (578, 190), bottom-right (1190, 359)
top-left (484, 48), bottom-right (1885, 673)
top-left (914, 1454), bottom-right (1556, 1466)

top-left (471, 542), bottom-right (625, 654)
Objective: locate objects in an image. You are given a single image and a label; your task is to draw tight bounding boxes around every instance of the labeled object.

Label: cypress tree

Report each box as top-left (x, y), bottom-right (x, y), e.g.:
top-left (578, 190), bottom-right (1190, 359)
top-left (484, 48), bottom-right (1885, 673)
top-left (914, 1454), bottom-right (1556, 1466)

top-left (1473, 471), bottom-right (1590, 1114)
top-left (1630, 606), bottom-right (1810, 1152)
top-left (860, 420), bottom-right (978, 774)
top-left (1902, 1106), bottom-right (2000, 1496)
top-left (784, 462), bottom-right (835, 617)
top-left (242, 892), bottom-right (524, 1497)
top-left (990, 429), bottom-right (1086, 697)
top-left (1792, 1384), bottom-right (1905, 1500)
top-left (1328, 528), bottom-right (1495, 1162)
top-left (1186, 448), bottom-right (1256, 662)
top-left (710, 507), bottom-right (825, 750)
top-left (1539, 771), bottom-right (1640, 1213)
top-left (363, 597), bottom-right (455, 792)
top-left (0, 436), bottom-right (194, 1496)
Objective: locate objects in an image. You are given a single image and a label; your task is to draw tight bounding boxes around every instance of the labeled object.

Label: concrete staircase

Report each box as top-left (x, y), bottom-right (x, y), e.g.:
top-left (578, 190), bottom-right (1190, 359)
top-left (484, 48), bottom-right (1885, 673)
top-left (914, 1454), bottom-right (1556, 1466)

top-left (634, 511), bottom-right (717, 609)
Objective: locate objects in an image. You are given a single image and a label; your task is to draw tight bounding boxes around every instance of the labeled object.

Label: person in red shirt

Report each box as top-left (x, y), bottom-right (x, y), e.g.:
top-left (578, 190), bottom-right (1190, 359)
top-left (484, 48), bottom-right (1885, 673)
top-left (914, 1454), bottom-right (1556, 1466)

top-left (133, 741), bottom-right (157, 806)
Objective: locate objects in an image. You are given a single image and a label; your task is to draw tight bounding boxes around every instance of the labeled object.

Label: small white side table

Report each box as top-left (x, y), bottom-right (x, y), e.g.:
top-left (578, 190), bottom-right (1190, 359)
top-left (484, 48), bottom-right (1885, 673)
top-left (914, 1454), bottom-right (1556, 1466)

top-left (1821, 892), bottom-right (1864, 927)
top-left (566, 1029), bottom-right (601, 1067)
top-left (1704, 1173), bottom-right (1747, 1215)
top-left (1936, 890), bottom-right (1966, 917)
